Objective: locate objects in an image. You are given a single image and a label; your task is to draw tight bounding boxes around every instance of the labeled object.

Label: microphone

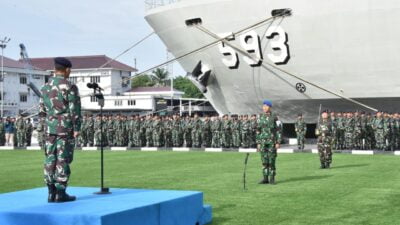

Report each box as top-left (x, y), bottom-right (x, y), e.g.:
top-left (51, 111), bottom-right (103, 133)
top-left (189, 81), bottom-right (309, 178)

top-left (87, 82), bottom-right (103, 91)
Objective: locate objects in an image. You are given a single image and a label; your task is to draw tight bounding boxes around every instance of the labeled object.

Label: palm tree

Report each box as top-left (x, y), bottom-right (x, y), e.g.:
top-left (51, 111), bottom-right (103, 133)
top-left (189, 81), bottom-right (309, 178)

top-left (151, 68), bottom-right (169, 86)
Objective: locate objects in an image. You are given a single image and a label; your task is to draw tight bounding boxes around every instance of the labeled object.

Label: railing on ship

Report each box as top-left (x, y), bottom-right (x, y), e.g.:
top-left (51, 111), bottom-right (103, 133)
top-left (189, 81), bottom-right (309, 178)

top-left (145, 0), bottom-right (181, 10)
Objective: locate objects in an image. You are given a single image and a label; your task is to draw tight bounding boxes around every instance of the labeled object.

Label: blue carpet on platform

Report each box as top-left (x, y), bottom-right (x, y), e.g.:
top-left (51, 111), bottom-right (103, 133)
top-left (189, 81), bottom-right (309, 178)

top-left (0, 187), bottom-right (212, 225)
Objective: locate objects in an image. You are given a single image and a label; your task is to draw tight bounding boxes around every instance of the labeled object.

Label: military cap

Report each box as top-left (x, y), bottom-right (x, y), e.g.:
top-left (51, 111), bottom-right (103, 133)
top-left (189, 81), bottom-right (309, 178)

top-left (54, 57), bottom-right (72, 69)
top-left (263, 100), bottom-right (272, 107)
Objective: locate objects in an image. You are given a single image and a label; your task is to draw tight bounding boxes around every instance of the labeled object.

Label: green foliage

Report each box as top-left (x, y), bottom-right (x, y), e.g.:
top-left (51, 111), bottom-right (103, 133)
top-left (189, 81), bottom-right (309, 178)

top-left (173, 76), bottom-right (204, 98)
top-left (1, 151), bottom-right (400, 225)
top-left (131, 74), bottom-right (155, 88)
top-left (151, 68), bottom-right (169, 86)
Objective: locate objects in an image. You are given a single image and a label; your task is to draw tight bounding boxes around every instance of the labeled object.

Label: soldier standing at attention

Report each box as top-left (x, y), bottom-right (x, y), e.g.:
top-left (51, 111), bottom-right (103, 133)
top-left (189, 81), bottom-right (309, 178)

top-left (171, 114), bottom-right (182, 147)
top-left (201, 115), bottom-right (212, 148)
top-left (86, 114), bottom-right (95, 147)
top-left (257, 100), bottom-right (281, 185)
top-left (211, 114), bottom-right (221, 148)
top-left (221, 115), bottom-right (232, 148)
top-left (372, 111), bottom-right (385, 150)
top-left (36, 117), bottom-right (46, 149)
top-left (336, 112), bottom-right (345, 150)
top-left (240, 115), bottom-right (251, 148)
top-left (295, 113), bottom-right (306, 150)
top-left (25, 118), bottom-right (33, 146)
top-left (40, 57), bottom-right (81, 203)
top-left (250, 114), bottom-right (258, 148)
top-left (16, 115), bottom-right (26, 147)
top-left (231, 115), bottom-right (241, 148)
top-left (315, 110), bottom-right (333, 169)
top-left (191, 113), bottom-right (202, 148)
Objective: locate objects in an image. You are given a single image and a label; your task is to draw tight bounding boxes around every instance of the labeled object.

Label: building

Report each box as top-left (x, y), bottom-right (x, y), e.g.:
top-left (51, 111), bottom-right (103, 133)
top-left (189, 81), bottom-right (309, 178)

top-left (0, 56), bottom-right (49, 116)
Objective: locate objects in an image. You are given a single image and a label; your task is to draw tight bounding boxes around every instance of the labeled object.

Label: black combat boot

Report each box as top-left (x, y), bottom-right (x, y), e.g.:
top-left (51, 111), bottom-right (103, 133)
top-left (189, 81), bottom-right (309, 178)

top-left (325, 162), bottom-right (330, 169)
top-left (269, 175), bottom-right (275, 185)
top-left (320, 163), bottom-right (326, 169)
top-left (55, 189), bottom-right (76, 203)
top-left (258, 176), bottom-right (269, 184)
top-left (47, 184), bottom-right (56, 203)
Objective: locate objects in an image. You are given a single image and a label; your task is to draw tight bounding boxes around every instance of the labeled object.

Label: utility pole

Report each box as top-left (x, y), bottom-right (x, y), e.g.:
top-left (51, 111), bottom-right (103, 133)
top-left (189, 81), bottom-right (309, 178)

top-left (0, 37), bottom-right (11, 118)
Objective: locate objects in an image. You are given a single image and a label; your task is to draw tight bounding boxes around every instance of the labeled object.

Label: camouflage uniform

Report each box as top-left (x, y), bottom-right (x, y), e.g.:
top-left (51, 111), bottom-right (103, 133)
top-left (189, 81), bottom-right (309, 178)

top-left (250, 116), bottom-right (258, 148)
top-left (86, 116), bottom-right (95, 147)
top-left (240, 116), bottom-right (251, 148)
top-left (163, 118), bottom-right (173, 147)
top-left (257, 112), bottom-right (281, 183)
top-left (80, 116), bottom-right (88, 147)
top-left (231, 117), bottom-right (241, 148)
top-left (40, 75), bottom-right (81, 191)
top-left (201, 117), bottom-right (212, 148)
top-left (152, 117), bottom-right (163, 147)
top-left (94, 116), bottom-right (103, 146)
top-left (295, 117), bottom-right (306, 150)
top-left (336, 115), bottom-right (345, 150)
top-left (353, 114), bottom-right (362, 149)
top-left (25, 119), bottom-right (33, 146)
top-left (145, 116), bottom-right (153, 147)
top-left (183, 117), bottom-right (193, 147)
top-left (171, 116), bottom-right (182, 147)
top-left (36, 118), bottom-right (46, 149)
top-left (211, 117), bottom-right (222, 148)
top-left (221, 116), bottom-right (231, 148)
top-left (106, 116), bottom-right (115, 147)
top-left (191, 116), bottom-right (202, 148)
top-left (344, 115), bottom-right (355, 149)
top-left (16, 117), bottom-right (26, 147)
top-left (372, 115), bottom-right (385, 150)
top-left (315, 118), bottom-right (333, 168)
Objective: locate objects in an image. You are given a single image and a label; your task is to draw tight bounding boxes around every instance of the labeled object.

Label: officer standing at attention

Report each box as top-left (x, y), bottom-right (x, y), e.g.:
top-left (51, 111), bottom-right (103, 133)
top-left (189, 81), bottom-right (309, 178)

top-left (257, 100), bottom-right (281, 185)
top-left (295, 113), bottom-right (306, 150)
top-left (40, 57), bottom-right (81, 203)
top-left (315, 110), bottom-right (333, 169)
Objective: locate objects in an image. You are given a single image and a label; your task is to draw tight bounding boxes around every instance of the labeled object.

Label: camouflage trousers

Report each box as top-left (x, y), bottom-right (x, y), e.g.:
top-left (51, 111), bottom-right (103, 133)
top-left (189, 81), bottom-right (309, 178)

top-left (38, 132), bottom-right (46, 149)
top-left (184, 131), bottom-right (192, 147)
top-left (260, 147), bottom-right (277, 176)
top-left (86, 129), bottom-right (94, 146)
top-left (344, 132), bottom-right (354, 149)
top-left (171, 130), bottom-right (181, 147)
top-left (201, 131), bottom-right (211, 147)
top-left (164, 131), bottom-right (172, 147)
top-left (375, 130), bottom-right (385, 150)
top-left (81, 129), bottom-right (88, 146)
top-left (296, 132), bottom-right (305, 149)
top-left (146, 130), bottom-right (153, 147)
top-left (44, 135), bottom-right (74, 191)
top-left (317, 141), bottom-right (332, 165)
top-left (0, 132), bottom-right (5, 146)
top-left (192, 130), bottom-right (201, 148)
top-left (241, 131), bottom-right (250, 148)
top-left (153, 131), bottom-right (162, 147)
top-left (17, 130), bottom-right (25, 147)
top-left (107, 131), bottom-right (115, 147)
top-left (231, 131), bottom-right (241, 148)
top-left (221, 133), bottom-right (231, 148)
top-left (211, 131), bottom-right (221, 148)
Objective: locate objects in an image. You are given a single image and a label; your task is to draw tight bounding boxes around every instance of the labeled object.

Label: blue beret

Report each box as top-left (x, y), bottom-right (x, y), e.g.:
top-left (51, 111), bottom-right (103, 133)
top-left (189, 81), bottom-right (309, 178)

top-left (54, 57), bottom-right (72, 68)
top-left (263, 100), bottom-right (272, 107)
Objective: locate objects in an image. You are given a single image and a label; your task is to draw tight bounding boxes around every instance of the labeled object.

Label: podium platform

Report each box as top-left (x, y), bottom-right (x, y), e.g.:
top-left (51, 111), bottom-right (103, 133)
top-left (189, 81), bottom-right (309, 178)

top-left (0, 187), bottom-right (212, 225)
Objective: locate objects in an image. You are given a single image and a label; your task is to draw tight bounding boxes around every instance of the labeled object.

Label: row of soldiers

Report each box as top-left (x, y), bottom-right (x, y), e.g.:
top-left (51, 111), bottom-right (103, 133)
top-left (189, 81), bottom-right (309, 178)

top-left (295, 111), bottom-right (400, 151)
top-left (76, 113), bottom-right (261, 148)
top-left (0, 116), bottom-right (34, 147)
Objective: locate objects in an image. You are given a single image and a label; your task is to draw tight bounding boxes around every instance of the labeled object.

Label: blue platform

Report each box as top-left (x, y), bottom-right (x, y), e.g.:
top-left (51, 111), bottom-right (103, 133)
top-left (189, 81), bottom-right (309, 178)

top-left (0, 187), bottom-right (212, 225)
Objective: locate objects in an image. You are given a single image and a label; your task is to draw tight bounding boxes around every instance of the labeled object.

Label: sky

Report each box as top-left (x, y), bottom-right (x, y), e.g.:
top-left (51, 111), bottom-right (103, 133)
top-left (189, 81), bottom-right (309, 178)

top-left (0, 0), bottom-right (185, 76)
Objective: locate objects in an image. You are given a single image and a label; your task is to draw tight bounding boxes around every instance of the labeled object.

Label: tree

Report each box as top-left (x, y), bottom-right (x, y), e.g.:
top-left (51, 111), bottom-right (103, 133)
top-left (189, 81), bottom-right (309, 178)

top-left (131, 74), bottom-right (155, 88)
top-left (151, 68), bottom-right (169, 86)
top-left (173, 76), bottom-right (204, 98)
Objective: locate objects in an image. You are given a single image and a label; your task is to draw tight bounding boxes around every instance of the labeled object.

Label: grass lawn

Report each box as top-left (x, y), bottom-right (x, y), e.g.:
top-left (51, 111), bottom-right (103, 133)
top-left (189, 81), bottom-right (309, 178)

top-left (0, 150), bottom-right (399, 225)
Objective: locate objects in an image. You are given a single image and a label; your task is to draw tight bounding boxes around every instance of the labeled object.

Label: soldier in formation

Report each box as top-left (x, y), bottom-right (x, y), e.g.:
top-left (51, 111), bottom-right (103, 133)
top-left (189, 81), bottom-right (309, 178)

top-left (315, 110), bottom-right (333, 169)
top-left (295, 113), bottom-right (306, 150)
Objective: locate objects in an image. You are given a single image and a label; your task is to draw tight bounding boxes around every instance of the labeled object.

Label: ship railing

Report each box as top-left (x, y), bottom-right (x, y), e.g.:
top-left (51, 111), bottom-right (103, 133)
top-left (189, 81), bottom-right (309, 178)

top-left (144, 0), bottom-right (180, 11)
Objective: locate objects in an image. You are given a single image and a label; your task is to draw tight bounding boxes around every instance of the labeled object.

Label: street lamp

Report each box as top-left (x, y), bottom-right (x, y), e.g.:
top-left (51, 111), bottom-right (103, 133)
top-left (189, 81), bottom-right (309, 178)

top-left (0, 37), bottom-right (11, 118)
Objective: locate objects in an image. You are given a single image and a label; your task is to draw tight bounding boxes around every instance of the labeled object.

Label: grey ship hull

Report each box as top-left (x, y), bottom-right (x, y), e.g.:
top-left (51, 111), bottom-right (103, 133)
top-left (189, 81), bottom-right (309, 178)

top-left (145, 0), bottom-right (400, 122)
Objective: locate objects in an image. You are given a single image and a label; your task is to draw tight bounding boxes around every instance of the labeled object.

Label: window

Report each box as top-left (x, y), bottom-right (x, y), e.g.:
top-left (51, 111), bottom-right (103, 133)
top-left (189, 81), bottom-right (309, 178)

top-left (122, 78), bottom-right (130, 87)
top-left (114, 100), bottom-right (122, 106)
top-left (20, 76), bottom-right (27, 84)
top-left (90, 96), bottom-right (98, 102)
top-left (128, 100), bottom-right (136, 106)
top-left (20, 93), bottom-right (27, 102)
top-left (69, 77), bottom-right (78, 84)
top-left (90, 76), bottom-right (100, 83)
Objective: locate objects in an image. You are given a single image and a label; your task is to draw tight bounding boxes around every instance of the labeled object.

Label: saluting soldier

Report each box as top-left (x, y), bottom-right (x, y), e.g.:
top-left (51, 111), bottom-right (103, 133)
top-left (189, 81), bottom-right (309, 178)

top-left (257, 100), bottom-right (281, 185)
top-left (40, 57), bottom-right (81, 202)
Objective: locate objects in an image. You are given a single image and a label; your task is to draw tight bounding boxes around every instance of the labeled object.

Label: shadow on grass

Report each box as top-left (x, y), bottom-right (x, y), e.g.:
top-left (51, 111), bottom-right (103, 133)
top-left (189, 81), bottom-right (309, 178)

top-left (278, 175), bottom-right (333, 184)
top-left (332, 164), bottom-right (369, 169)
top-left (210, 203), bottom-right (236, 224)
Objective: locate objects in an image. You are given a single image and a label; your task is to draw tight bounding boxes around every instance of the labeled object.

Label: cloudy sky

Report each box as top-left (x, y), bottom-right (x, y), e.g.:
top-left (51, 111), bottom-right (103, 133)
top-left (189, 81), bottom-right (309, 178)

top-left (0, 0), bottom-right (184, 76)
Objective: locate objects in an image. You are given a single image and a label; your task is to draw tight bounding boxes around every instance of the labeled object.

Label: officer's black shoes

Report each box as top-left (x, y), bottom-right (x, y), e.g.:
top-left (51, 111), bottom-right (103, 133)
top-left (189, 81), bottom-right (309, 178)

top-left (55, 189), bottom-right (76, 203)
top-left (258, 176), bottom-right (269, 184)
top-left (269, 176), bottom-right (275, 185)
top-left (325, 162), bottom-right (330, 169)
top-left (47, 184), bottom-right (56, 203)
top-left (320, 163), bottom-right (326, 169)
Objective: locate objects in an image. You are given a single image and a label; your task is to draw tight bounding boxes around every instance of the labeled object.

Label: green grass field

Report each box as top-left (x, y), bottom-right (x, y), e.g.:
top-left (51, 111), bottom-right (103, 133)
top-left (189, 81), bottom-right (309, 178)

top-left (0, 150), bottom-right (399, 225)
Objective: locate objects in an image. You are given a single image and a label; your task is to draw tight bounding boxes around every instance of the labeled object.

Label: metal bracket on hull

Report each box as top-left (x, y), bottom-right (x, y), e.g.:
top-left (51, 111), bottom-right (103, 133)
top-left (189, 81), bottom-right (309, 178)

top-left (187, 61), bottom-right (211, 93)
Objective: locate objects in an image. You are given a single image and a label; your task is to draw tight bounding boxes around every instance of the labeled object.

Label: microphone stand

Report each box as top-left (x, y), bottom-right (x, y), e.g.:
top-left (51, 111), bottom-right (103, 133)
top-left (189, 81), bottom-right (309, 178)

top-left (91, 84), bottom-right (111, 195)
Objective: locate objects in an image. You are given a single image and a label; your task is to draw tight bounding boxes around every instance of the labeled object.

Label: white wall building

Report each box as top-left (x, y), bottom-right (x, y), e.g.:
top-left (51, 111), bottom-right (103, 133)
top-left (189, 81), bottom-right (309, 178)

top-left (0, 56), bottom-right (49, 116)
